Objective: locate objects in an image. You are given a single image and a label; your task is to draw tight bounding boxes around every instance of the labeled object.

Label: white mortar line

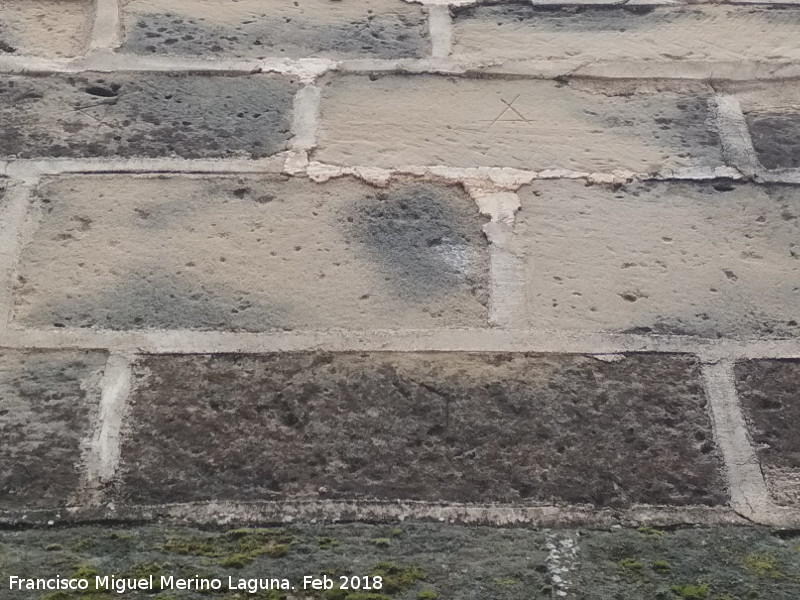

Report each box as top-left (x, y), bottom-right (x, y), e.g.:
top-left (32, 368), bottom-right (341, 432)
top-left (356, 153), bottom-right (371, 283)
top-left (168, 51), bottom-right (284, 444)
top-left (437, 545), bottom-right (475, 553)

top-left (77, 353), bottom-right (133, 506)
top-left (701, 361), bottom-right (800, 526)
top-left (428, 6), bottom-right (453, 59)
top-left (2, 327), bottom-right (800, 360)
top-left (90, 0), bottom-right (123, 52)
top-left (712, 95), bottom-right (762, 178)
top-left (286, 85), bottom-right (322, 174)
top-left (546, 533), bottom-right (580, 599)
top-left (0, 182), bottom-right (36, 333)
top-left (2, 157), bottom-right (287, 180)
top-left (0, 500), bottom-right (748, 528)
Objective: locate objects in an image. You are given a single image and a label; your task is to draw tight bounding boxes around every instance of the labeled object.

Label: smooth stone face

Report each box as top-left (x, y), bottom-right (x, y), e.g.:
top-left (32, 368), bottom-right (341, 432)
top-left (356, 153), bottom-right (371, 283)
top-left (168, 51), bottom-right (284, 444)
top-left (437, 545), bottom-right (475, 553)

top-left (0, 73), bottom-right (298, 160)
top-left (514, 180), bottom-right (800, 338)
top-left (0, 350), bottom-right (106, 510)
top-left (317, 76), bottom-right (723, 172)
top-left (736, 359), bottom-right (800, 506)
top-left (14, 175), bottom-right (490, 331)
top-left (117, 352), bottom-right (726, 508)
top-left (120, 0), bottom-right (430, 59)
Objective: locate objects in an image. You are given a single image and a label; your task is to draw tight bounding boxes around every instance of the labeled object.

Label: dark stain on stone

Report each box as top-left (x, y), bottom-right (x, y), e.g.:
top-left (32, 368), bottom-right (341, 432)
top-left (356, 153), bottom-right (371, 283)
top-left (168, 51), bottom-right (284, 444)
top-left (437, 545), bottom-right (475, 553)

top-left (735, 359), bottom-right (800, 469)
top-left (0, 73), bottom-right (298, 159)
top-left (343, 183), bottom-right (489, 305)
top-left (453, 1), bottom-right (665, 30)
top-left (122, 11), bottom-right (431, 59)
top-left (118, 352), bottom-right (726, 508)
top-left (0, 350), bottom-right (106, 510)
top-left (746, 113), bottom-right (800, 170)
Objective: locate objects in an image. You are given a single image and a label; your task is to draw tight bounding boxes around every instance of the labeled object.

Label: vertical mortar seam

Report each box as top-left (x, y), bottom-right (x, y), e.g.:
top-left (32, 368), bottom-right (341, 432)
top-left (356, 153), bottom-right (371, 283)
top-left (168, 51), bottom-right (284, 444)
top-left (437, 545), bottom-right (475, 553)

top-left (90, 0), bottom-right (123, 52)
top-left (0, 181), bottom-right (37, 335)
top-left (711, 94), bottom-right (762, 178)
top-left (77, 352), bottom-right (134, 507)
top-left (428, 6), bottom-right (453, 59)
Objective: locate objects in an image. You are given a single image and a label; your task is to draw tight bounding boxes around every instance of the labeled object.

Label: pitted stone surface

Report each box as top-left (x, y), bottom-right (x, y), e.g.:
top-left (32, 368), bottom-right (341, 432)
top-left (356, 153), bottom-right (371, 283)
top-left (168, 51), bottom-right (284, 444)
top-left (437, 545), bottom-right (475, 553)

top-left (0, 350), bottom-right (106, 510)
top-left (514, 180), bottom-right (800, 337)
top-left (0, 0), bottom-right (93, 57)
top-left (317, 76), bottom-right (722, 172)
top-left (13, 175), bottom-right (489, 331)
top-left (0, 73), bottom-right (298, 160)
top-left (726, 82), bottom-right (800, 170)
top-left (120, 0), bottom-right (430, 59)
top-left (118, 352), bottom-right (726, 507)
top-left (735, 360), bottom-right (800, 506)
top-left (452, 4), bottom-right (800, 64)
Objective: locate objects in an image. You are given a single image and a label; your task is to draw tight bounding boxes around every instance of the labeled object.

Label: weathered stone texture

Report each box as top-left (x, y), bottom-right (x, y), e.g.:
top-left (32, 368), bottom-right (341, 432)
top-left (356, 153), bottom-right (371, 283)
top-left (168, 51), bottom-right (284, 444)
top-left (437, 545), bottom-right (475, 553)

top-left (120, 0), bottom-right (431, 59)
top-left (452, 5), bottom-right (800, 64)
top-left (514, 180), bottom-right (800, 337)
top-left (317, 76), bottom-right (722, 172)
top-left (735, 360), bottom-right (800, 506)
top-left (726, 82), bottom-right (800, 170)
top-left (0, 0), bottom-right (93, 57)
top-left (0, 350), bottom-right (106, 510)
top-left (118, 352), bottom-right (726, 507)
top-left (13, 175), bottom-right (489, 330)
top-left (0, 73), bottom-right (298, 160)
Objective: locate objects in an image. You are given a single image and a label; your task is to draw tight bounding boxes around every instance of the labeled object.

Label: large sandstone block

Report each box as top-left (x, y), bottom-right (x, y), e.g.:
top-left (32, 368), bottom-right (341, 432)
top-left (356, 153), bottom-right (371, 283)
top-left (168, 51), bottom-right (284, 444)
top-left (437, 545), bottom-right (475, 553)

top-left (317, 76), bottom-right (723, 172)
top-left (0, 350), bottom-right (106, 510)
top-left (513, 180), bottom-right (800, 337)
top-left (117, 352), bottom-right (726, 508)
top-left (735, 360), bottom-right (800, 507)
top-left (0, 73), bottom-right (298, 160)
top-left (120, 0), bottom-right (430, 59)
top-left (452, 5), bottom-right (800, 64)
top-left (13, 175), bottom-right (489, 331)
top-left (0, 0), bottom-right (93, 57)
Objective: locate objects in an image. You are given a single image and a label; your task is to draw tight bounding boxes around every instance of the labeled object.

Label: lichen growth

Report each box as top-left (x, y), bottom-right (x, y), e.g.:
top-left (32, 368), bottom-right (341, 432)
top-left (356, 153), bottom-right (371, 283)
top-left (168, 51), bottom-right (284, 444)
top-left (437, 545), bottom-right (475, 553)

top-left (164, 528), bottom-right (291, 568)
top-left (370, 538), bottom-right (391, 548)
top-left (318, 537), bottom-right (340, 550)
top-left (652, 560), bottom-right (672, 574)
top-left (618, 558), bottom-right (644, 571)
top-left (743, 553), bottom-right (783, 579)
top-left (637, 526), bottom-right (665, 537)
top-left (418, 591), bottom-right (438, 599)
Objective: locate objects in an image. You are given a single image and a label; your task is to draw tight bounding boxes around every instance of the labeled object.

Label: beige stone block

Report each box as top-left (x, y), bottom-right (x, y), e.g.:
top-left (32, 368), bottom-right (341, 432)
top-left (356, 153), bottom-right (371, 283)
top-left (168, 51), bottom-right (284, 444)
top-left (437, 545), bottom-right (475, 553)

top-left (317, 76), bottom-right (723, 173)
top-left (514, 180), bottom-right (800, 337)
top-left (13, 175), bottom-right (489, 331)
top-left (0, 0), bottom-right (93, 57)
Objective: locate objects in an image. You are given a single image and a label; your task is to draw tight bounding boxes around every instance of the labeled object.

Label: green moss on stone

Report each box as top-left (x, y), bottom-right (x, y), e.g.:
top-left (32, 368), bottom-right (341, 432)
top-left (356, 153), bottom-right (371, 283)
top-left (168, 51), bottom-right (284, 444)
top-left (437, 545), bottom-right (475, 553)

top-left (418, 590), bottom-right (438, 599)
top-left (370, 538), bottom-right (391, 548)
top-left (652, 560), bottom-right (672, 574)
top-left (669, 583), bottom-right (709, 599)
top-left (637, 526), bottom-right (665, 537)
top-left (743, 553), bottom-right (784, 579)
top-left (618, 558), bottom-right (644, 571)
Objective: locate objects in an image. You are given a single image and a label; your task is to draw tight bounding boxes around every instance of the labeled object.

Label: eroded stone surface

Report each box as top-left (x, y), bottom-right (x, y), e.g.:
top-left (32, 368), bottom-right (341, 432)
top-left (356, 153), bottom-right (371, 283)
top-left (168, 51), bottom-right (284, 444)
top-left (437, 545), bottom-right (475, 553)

top-left (0, 73), bottom-right (298, 160)
top-left (0, 350), bottom-right (106, 510)
top-left (736, 360), bottom-right (800, 506)
top-left (452, 5), bottom-right (800, 64)
top-left (0, 0), bottom-right (93, 57)
top-left (118, 352), bottom-right (725, 507)
top-left (120, 0), bottom-right (430, 59)
top-left (13, 175), bottom-right (489, 330)
top-left (514, 180), bottom-right (800, 337)
top-left (726, 82), bottom-right (800, 170)
top-left (317, 76), bottom-right (722, 172)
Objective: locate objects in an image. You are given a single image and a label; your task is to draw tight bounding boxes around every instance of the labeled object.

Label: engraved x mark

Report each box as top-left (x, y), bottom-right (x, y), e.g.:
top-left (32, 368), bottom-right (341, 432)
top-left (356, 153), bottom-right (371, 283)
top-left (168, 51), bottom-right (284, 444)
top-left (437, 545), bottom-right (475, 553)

top-left (481, 95), bottom-right (535, 129)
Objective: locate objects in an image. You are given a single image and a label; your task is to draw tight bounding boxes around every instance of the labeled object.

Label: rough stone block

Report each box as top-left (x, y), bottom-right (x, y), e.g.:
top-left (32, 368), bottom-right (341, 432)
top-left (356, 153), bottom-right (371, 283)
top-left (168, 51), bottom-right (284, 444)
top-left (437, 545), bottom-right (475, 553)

top-left (452, 5), bottom-right (800, 64)
top-left (728, 83), bottom-right (800, 170)
top-left (118, 352), bottom-right (726, 508)
top-left (0, 73), bottom-right (298, 160)
top-left (513, 180), bottom-right (800, 337)
top-left (735, 360), bottom-right (800, 506)
top-left (0, 350), bottom-right (106, 510)
top-left (317, 75), bottom-right (722, 172)
top-left (120, 0), bottom-right (430, 59)
top-left (0, 0), bottom-right (93, 57)
top-left (13, 175), bottom-right (489, 330)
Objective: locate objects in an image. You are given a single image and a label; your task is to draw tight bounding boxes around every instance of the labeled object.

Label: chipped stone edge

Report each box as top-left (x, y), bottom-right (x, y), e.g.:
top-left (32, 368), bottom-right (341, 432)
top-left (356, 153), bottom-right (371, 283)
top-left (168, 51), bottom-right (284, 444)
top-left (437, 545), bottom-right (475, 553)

top-left (701, 360), bottom-right (800, 527)
top-left (0, 500), bottom-right (748, 528)
top-left (75, 353), bottom-right (133, 507)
